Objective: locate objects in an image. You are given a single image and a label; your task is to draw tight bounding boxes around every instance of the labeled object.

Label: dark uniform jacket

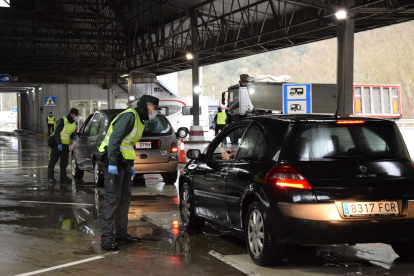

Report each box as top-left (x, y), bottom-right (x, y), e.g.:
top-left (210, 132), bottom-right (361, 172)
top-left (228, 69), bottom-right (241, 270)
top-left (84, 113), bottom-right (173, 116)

top-left (107, 98), bottom-right (149, 166)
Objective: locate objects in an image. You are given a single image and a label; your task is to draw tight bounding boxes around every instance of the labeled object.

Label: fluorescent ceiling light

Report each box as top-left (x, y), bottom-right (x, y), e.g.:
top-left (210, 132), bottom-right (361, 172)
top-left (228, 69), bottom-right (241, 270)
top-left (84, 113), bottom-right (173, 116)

top-left (193, 86), bottom-right (202, 94)
top-left (335, 10), bottom-right (348, 20)
top-left (186, 53), bottom-right (194, 60)
top-left (121, 74), bottom-right (129, 78)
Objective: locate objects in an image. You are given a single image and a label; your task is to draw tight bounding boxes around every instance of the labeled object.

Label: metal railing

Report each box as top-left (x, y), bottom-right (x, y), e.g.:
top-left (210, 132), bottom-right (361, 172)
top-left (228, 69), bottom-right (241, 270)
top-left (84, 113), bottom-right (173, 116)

top-left (396, 119), bottom-right (414, 128)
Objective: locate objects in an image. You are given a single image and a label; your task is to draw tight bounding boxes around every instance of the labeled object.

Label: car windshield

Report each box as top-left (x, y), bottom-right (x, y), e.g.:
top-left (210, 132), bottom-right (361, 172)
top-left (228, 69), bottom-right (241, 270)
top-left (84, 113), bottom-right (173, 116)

top-left (142, 115), bottom-right (172, 137)
top-left (281, 121), bottom-right (409, 161)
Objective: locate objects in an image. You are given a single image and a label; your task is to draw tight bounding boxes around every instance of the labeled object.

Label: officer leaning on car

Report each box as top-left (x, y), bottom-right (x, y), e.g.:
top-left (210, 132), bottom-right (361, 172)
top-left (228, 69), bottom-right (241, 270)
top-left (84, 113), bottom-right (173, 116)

top-left (98, 95), bottom-right (161, 251)
top-left (48, 108), bottom-right (79, 185)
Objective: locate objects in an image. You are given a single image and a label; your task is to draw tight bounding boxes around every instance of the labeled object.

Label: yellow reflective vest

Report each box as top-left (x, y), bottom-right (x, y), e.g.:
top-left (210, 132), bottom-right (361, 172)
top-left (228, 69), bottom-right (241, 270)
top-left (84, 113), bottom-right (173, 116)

top-left (47, 116), bottom-right (55, 125)
top-left (99, 109), bottom-right (144, 161)
top-left (217, 112), bottom-right (227, 125)
top-left (53, 117), bottom-right (76, 145)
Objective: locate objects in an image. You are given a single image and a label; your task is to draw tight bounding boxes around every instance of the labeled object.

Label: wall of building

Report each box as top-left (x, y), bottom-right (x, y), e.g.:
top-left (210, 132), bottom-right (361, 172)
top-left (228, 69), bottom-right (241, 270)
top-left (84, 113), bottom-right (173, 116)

top-left (18, 81), bottom-right (173, 134)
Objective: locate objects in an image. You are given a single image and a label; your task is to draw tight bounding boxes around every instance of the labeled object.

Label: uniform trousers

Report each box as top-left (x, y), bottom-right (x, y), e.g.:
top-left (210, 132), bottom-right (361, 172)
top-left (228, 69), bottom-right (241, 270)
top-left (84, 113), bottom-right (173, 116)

top-left (48, 144), bottom-right (69, 179)
top-left (100, 162), bottom-right (132, 239)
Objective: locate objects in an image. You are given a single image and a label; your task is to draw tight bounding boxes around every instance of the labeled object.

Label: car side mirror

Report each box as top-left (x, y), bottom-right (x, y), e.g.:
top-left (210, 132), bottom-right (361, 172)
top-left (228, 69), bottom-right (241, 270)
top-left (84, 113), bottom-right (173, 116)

top-left (187, 149), bottom-right (201, 160)
top-left (176, 127), bottom-right (188, 139)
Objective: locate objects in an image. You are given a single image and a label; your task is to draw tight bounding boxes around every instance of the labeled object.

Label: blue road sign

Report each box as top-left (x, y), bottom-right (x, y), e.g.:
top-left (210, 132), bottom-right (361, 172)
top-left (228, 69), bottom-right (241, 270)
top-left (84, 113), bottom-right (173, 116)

top-left (0, 74), bottom-right (11, 83)
top-left (283, 84), bottom-right (312, 114)
top-left (11, 107), bottom-right (17, 113)
top-left (44, 96), bottom-right (57, 108)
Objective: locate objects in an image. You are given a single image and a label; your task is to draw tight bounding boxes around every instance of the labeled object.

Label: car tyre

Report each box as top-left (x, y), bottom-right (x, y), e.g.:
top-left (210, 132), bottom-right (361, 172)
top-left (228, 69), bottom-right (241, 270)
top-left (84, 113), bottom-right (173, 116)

top-left (71, 154), bottom-right (84, 180)
top-left (162, 170), bottom-right (178, 185)
top-left (132, 174), bottom-right (146, 186)
top-left (93, 160), bottom-right (104, 187)
top-left (391, 242), bottom-right (414, 258)
top-left (245, 202), bottom-right (283, 266)
top-left (180, 183), bottom-right (204, 230)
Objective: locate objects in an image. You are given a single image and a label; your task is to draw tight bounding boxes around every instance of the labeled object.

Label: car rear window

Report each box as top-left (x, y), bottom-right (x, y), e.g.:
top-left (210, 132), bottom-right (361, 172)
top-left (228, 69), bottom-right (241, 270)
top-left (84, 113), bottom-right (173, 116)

top-left (142, 115), bottom-right (172, 137)
top-left (280, 122), bottom-right (409, 161)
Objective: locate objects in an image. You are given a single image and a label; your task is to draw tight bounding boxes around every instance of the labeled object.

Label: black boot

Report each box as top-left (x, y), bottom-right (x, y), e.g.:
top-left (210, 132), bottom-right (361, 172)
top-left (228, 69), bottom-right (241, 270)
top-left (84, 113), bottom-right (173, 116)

top-left (101, 237), bottom-right (119, 250)
top-left (115, 233), bottom-right (141, 244)
top-left (48, 177), bottom-right (57, 184)
top-left (60, 176), bottom-right (72, 184)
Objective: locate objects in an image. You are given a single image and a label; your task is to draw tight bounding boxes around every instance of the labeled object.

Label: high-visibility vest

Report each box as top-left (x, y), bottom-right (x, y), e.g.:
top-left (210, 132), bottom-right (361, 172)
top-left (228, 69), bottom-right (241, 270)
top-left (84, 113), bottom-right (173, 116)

top-left (47, 116), bottom-right (55, 124)
top-left (99, 109), bottom-right (144, 161)
top-left (53, 117), bottom-right (76, 144)
top-left (217, 112), bottom-right (227, 125)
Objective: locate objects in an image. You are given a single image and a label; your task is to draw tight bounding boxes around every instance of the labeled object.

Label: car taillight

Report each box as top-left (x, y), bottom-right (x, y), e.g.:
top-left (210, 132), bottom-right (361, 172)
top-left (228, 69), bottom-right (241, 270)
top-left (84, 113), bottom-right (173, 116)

top-left (336, 120), bottom-right (365, 124)
top-left (411, 162), bottom-right (414, 169)
top-left (171, 140), bottom-right (178, 153)
top-left (264, 166), bottom-right (312, 190)
top-left (158, 140), bottom-right (161, 148)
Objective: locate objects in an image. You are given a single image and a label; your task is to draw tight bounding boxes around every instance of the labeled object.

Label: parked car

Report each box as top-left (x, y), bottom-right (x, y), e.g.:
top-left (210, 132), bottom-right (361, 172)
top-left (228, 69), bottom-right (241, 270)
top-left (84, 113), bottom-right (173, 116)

top-left (71, 109), bottom-right (184, 186)
top-left (179, 114), bottom-right (414, 266)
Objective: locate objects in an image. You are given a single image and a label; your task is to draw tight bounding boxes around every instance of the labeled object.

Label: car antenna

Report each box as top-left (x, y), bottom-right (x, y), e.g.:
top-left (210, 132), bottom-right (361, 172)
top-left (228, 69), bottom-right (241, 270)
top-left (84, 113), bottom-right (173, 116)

top-left (334, 87), bottom-right (343, 119)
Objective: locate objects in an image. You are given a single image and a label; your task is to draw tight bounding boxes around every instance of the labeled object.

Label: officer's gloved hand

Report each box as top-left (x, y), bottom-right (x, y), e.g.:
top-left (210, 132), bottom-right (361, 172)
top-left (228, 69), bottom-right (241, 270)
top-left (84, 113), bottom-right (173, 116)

top-left (108, 165), bottom-right (118, 175)
top-left (131, 167), bottom-right (135, 178)
top-left (73, 136), bottom-right (78, 141)
top-left (58, 144), bottom-right (63, 151)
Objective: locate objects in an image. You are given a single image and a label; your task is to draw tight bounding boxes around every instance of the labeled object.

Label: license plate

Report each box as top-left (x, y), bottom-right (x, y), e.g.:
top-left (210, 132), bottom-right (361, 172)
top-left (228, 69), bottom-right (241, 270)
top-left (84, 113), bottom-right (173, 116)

top-left (343, 201), bottom-right (399, 217)
top-left (136, 142), bottom-right (151, 149)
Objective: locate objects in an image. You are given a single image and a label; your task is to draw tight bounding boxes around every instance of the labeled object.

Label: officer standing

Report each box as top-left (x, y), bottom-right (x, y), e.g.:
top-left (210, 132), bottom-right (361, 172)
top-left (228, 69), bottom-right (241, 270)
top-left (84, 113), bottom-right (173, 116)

top-left (214, 107), bottom-right (227, 136)
top-left (99, 95), bottom-right (161, 251)
top-left (47, 108), bottom-right (79, 184)
top-left (47, 112), bottom-right (55, 136)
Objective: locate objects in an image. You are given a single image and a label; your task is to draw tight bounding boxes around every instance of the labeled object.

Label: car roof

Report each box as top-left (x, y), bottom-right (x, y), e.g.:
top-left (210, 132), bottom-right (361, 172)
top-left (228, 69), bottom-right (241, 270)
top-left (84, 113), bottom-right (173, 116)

top-left (239, 114), bottom-right (395, 124)
top-left (94, 109), bottom-right (124, 116)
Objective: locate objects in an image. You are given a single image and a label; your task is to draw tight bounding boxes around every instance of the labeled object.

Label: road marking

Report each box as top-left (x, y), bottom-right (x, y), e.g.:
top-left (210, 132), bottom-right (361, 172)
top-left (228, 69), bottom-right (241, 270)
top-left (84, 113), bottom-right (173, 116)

top-left (20, 201), bottom-right (94, 206)
top-left (15, 255), bottom-right (106, 276)
top-left (209, 250), bottom-right (260, 276)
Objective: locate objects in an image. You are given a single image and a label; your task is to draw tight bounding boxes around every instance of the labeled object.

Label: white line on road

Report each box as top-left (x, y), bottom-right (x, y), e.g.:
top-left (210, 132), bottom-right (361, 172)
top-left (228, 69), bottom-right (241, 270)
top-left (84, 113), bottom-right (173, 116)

top-left (209, 250), bottom-right (260, 276)
top-left (15, 256), bottom-right (103, 276)
top-left (19, 201), bottom-right (94, 206)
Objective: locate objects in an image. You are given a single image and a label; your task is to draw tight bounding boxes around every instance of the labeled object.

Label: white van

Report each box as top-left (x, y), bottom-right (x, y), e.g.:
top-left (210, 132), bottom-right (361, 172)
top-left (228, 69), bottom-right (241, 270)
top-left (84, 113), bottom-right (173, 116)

top-left (158, 96), bottom-right (218, 137)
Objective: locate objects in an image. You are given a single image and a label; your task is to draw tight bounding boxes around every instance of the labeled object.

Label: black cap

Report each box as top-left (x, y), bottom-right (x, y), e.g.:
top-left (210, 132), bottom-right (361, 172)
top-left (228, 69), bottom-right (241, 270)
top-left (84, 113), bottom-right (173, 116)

top-left (142, 95), bottom-right (161, 110)
top-left (69, 108), bottom-right (80, 116)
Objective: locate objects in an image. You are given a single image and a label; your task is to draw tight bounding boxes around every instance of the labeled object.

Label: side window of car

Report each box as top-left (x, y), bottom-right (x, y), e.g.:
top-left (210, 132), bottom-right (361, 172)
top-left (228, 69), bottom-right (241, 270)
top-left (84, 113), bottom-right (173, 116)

top-left (237, 124), bottom-right (269, 161)
top-left (210, 126), bottom-right (248, 161)
top-left (79, 115), bottom-right (93, 135)
top-left (89, 114), bottom-right (102, 137)
top-left (98, 116), bottom-right (106, 134)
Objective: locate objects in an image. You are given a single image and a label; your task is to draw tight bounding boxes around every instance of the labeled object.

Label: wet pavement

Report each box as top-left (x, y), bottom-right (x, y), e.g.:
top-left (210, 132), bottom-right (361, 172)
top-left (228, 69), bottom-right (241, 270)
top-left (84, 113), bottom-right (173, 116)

top-left (1, 130), bottom-right (414, 275)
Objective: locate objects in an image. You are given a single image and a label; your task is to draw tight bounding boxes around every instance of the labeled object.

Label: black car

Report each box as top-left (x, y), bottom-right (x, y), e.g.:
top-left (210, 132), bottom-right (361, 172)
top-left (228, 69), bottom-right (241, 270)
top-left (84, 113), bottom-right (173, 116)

top-left (71, 109), bottom-right (184, 186)
top-left (179, 115), bottom-right (414, 265)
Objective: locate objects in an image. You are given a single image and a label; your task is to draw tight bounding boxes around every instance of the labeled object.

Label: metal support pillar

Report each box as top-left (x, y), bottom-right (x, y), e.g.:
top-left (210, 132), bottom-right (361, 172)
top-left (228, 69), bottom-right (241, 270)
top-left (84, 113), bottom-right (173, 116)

top-left (191, 10), bottom-right (200, 126)
top-left (128, 72), bottom-right (133, 98)
top-left (337, 3), bottom-right (355, 117)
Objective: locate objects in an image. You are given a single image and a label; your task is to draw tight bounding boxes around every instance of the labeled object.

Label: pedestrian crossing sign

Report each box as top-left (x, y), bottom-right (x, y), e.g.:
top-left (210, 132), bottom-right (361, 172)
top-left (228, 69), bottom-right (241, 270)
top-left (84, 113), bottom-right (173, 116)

top-left (44, 96), bottom-right (56, 107)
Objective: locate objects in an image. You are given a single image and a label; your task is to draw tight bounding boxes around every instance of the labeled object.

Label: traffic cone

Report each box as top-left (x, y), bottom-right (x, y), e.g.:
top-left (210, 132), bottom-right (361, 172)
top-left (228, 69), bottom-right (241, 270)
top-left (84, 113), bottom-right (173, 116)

top-left (179, 139), bottom-right (187, 163)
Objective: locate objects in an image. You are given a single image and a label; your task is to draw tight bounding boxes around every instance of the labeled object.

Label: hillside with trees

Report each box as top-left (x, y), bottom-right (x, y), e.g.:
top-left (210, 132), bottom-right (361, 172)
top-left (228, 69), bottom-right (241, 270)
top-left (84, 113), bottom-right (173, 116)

top-left (177, 20), bottom-right (414, 118)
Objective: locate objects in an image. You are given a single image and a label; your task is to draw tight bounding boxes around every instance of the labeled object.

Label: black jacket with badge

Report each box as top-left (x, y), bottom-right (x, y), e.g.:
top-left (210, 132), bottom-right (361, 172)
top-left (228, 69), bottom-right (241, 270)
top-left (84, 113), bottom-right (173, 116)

top-left (106, 96), bottom-right (152, 166)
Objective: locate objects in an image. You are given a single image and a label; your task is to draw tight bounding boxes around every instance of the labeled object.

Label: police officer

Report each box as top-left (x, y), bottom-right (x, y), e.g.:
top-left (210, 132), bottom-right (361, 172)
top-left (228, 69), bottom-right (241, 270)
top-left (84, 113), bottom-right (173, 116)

top-left (47, 112), bottom-right (55, 136)
top-left (47, 108), bottom-right (79, 185)
top-left (99, 95), bottom-right (161, 250)
top-left (214, 107), bottom-right (227, 136)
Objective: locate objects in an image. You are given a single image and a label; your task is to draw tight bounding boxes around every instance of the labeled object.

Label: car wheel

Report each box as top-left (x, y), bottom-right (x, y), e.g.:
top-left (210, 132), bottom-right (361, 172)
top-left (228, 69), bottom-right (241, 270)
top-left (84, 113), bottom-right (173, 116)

top-left (391, 242), bottom-right (414, 258)
top-left (162, 170), bottom-right (178, 185)
top-left (93, 160), bottom-right (104, 187)
top-left (132, 174), bottom-right (146, 186)
top-left (245, 202), bottom-right (283, 266)
top-left (71, 154), bottom-right (84, 179)
top-left (180, 183), bottom-right (204, 230)
top-left (178, 127), bottom-right (188, 138)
